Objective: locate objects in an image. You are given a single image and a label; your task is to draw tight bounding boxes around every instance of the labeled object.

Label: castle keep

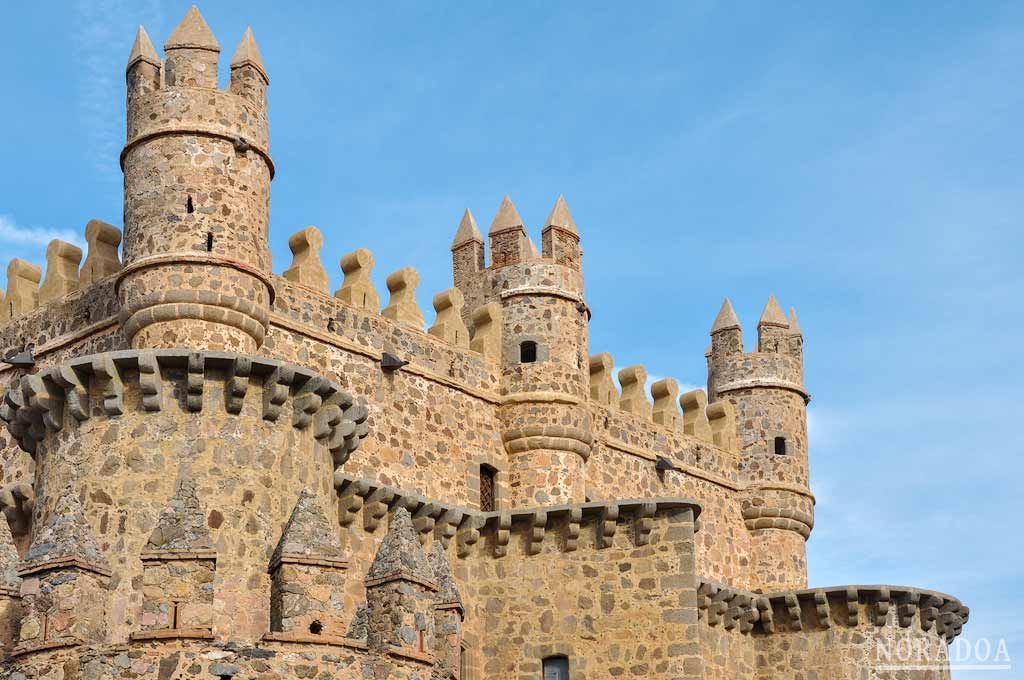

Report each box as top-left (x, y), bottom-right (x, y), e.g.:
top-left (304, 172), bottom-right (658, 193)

top-left (0, 7), bottom-right (967, 679)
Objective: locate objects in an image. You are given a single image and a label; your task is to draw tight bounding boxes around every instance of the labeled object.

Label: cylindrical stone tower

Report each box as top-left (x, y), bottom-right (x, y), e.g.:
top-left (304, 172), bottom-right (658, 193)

top-left (119, 8), bottom-right (274, 353)
top-left (708, 296), bottom-right (813, 591)
top-left (488, 196), bottom-right (592, 508)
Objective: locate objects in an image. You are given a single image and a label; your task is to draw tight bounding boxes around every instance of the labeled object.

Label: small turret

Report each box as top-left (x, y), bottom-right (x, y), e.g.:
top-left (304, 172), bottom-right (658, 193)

top-left (427, 540), bottom-right (464, 678)
top-left (163, 5), bottom-right (220, 88)
top-left (365, 508), bottom-right (437, 657)
top-left (16, 495), bottom-right (110, 650)
top-left (706, 295), bottom-right (811, 591)
top-left (449, 194), bottom-right (591, 508)
top-left (230, 27), bottom-right (268, 104)
top-left (451, 208), bottom-right (484, 281)
top-left (542, 195), bottom-right (581, 270)
top-left (120, 6), bottom-right (274, 352)
top-left (137, 478), bottom-right (216, 637)
top-left (126, 26), bottom-right (160, 103)
top-left (488, 196), bottom-right (527, 268)
top-left (269, 489), bottom-right (350, 638)
top-left (787, 307), bottom-right (804, 361)
top-left (757, 295), bottom-right (789, 353)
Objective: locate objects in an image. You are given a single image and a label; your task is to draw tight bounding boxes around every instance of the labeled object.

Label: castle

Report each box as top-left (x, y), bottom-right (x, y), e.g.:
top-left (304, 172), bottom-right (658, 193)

top-left (0, 7), bottom-right (968, 679)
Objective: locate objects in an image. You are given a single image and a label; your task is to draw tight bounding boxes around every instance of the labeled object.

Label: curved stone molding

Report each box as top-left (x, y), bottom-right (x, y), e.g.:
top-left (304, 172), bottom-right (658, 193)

top-left (697, 580), bottom-right (968, 643)
top-left (0, 350), bottom-right (369, 466)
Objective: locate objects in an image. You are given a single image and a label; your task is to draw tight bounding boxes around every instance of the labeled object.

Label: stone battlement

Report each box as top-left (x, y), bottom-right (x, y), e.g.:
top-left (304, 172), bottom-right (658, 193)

top-left (0, 6), bottom-right (966, 678)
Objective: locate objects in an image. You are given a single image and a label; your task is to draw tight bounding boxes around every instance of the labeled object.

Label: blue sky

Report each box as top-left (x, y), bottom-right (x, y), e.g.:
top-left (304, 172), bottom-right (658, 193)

top-left (1, 1), bottom-right (1022, 675)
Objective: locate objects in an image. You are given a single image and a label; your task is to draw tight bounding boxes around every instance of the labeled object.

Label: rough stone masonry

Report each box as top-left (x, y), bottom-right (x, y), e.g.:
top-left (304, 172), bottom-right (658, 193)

top-left (0, 6), bottom-right (966, 679)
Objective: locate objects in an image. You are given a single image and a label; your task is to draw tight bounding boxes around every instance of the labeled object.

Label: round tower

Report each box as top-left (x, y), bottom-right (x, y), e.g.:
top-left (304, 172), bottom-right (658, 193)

top-left (458, 196), bottom-right (591, 508)
top-left (707, 296), bottom-right (812, 591)
top-left (119, 9), bottom-right (274, 352)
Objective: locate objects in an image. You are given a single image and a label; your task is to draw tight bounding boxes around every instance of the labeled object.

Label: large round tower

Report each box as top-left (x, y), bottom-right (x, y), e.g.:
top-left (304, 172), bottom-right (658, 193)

top-left (707, 296), bottom-right (813, 591)
top-left (120, 8), bottom-right (274, 352)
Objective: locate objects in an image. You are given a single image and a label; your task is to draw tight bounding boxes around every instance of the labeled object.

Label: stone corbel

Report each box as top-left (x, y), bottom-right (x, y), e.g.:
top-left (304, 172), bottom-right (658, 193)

top-left (564, 507), bottom-right (582, 552)
top-left (526, 511), bottom-right (547, 555)
top-left (597, 503), bottom-right (619, 549)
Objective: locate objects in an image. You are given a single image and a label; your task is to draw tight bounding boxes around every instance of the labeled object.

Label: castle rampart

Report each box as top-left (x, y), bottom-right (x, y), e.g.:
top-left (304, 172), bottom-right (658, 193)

top-left (0, 7), bottom-right (966, 678)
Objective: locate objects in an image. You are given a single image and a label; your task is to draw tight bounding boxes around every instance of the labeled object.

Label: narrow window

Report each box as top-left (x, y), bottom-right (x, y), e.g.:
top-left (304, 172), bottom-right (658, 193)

top-left (774, 436), bottom-right (787, 455)
top-left (520, 341), bottom-right (538, 363)
top-left (479, 464), bottom-right (497, 512)
top-left (309, 620), bottom-right (323, 635)
top-left (206, 232), bottom-right (214, 252)
top-left (543, 656), bottom-right (570, 680)
top-left (186, 195), bottom-right (194, 213)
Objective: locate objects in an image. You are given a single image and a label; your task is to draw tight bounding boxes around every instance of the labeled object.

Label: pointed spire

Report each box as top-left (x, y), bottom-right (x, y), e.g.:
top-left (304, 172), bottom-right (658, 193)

top-left (366, 508), bottom-right (435, 586)
top-left (427, 540), bottom-right (463, 611)
top-left (758, 295), bottom-right (789, 328)
top-left (271, 489), bottom-right (346, 566)
top-left (710, 298), bottom-right (741, 333)
top-left (127, 26), bottom-right (161, 70)
top-left (787, 307), bottom-right (802, 336)
top-left (488, 195), bottom-right (525, 235)
top-left (146, 478), bottom-right (215, 552)
top-left (525, 234), bottom-right (540, 259)
top-left (544, 195), bottom-right (578, 235)
top-left (165, 5), bottom-right (219, 52)
top-left (451, 208), bottom-right (483, 249)
top-left (23, 493), bottom-right (108, 572)
top-left (0, 519), bottom-right (20, 589)
top-left (230, 27), bottom-right (268, 82)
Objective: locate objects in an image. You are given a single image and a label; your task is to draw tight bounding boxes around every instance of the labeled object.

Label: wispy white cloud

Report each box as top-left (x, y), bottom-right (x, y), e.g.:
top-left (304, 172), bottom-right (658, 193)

top-left (72, 0), bottom-right (164, 178)
top-left (0, 215), bottom-right (82, 248)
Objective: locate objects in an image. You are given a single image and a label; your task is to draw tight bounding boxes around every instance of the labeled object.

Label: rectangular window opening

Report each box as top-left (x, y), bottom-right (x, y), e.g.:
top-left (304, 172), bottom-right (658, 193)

top-left (479, 464), bottom-right (497, 512)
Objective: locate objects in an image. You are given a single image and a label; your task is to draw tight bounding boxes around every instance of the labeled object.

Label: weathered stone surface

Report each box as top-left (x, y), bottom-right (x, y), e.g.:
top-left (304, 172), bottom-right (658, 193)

top-left (0, 5), bottom-right (965, 678)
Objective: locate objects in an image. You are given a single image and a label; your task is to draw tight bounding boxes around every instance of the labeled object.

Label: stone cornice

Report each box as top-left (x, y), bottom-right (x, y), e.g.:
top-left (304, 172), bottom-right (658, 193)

top-left (269, 553), bottom-right (349, 574)
top-left (334, 472), bottom-right (702, 559)
top-left (697, 579), bottom-right (968, 642)
top-left (715, 377), bottom-right (811, 404)
top-left (139, 549), bottom-right (217, 563)
top-left (0, 350), bottom-right (369, 467)
top-left (121, 127), bottom-right (275, 178)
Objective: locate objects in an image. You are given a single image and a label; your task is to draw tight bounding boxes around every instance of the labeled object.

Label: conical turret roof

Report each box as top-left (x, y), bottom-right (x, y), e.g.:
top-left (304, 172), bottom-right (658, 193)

top-left (146, 478), bottom-right (215, 552)
top-left (758, 295), bottom-right (789, 327)
top-left (544, 195), bottom-right (578, 234)
top-left (451, 208), bottom-right (483, 248)
top-left (427, 540), bottom-right (463, 610)
top-left (271, 489), bottom-right (346, 565)
top-left (366, 507), bottom-right (435, 587)
top-left (230, 27), bottom-right (267, 81)
top-left (165, 5), bottom-right (220, 51)
top-left (489, 195), bottom-right (525, 235)
top-left (710, 298), bottom-right (741, 333)
top-left (787, 307), bottom-right (802, 336)
top-left (127, 26), bottom-right (161, 70)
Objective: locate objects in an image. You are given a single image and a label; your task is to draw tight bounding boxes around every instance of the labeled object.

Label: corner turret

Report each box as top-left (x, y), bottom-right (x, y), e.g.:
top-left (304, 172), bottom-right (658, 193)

top-left (120, 6), bottom-right (274, 352)
top-left (707, 296), bottom-right (812, 591)
top-left (450, 195), bottom-right (591, 508)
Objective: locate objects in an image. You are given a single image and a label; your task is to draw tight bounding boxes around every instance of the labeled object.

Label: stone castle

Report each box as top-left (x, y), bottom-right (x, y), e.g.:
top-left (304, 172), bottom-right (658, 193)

top-left (0, 7), bottom-right (967, 679)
